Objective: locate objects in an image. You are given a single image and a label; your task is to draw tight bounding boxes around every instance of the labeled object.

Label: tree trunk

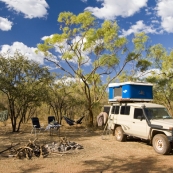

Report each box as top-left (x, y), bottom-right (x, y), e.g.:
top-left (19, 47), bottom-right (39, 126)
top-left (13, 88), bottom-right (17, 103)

top-left (11, 116), bottom-right (16, 132)
top-left (9, 100), bottom-right (17, 132)
top-left (87, 108), bottom-right (93, 127)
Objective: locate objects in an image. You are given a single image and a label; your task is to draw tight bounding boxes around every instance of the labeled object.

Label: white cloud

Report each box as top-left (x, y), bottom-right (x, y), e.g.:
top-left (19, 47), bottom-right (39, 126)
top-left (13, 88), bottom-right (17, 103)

top-left (135, 69), bottom-right (160, 79)
top-left (145, 7), bottom-right (153, 15)
top-left (122, 20), bottom-right (158, 36)
top-left (0, 17), bottom-right (13, 31)
top-left (161, 17), bottom-right (173, 33)
top-left (55, 77), bottom-right (81, 85)
top-left (0, 0), bottom-right (49, 19)
top-left (81, 0), bottom-right (87, 2)
top-left (85, 0), bottom-right (148, 20)
top-left (0, 42), bottom-right (45, 64)
top-left (156, 0), bottom-right (173, 33)
top-left (151, 20), bottom-right (159, 24)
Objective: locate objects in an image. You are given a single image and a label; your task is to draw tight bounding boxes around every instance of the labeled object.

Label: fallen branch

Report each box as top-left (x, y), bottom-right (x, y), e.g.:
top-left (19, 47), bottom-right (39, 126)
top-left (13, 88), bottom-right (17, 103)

top-left (0, 143), bottom-right (20, 154)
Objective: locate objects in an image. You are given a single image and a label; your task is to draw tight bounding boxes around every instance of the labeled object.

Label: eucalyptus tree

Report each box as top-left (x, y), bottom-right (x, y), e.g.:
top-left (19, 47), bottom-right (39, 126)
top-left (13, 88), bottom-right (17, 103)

top-left (0, 51), bottom-right (55, 132)
top-left (37, 11), bottom-right (149, 126)
top-left (145, 44), bottom-right (173, 115)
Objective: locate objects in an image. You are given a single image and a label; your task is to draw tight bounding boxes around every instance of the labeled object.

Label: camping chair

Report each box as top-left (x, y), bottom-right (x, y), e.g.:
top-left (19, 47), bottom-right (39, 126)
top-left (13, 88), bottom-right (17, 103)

top-left (31, 117), bottom-right (44, 136)
top-left (46, 116), bottom-right (61, 136)
top-left (48, 116), bottom-right (55, 124)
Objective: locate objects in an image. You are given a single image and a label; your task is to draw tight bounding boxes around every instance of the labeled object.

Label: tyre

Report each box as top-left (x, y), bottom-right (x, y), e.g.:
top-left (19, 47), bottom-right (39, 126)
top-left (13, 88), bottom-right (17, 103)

top-left (152, 134), bottom-right (171, 155)
top-left (115, 126), bottom-right (126, 142)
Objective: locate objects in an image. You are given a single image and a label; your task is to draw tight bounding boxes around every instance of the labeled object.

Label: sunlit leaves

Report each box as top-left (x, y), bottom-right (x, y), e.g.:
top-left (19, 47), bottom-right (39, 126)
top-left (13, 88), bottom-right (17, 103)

top-left (76, 11), bottom-right (95, 29)
top-left (133, 32), bottom-right (148, 51)
top-left (58, 12), bottom-right (76, 25)
top-left (62, 52), bottom-right (75, 60)
top-left (37, 11), bottom-right (128, 70)
top-left (149, 44), bottom-right (166, 59)
top-left (114, 37), bottom-right (127, 48)
top-left (93, 54), bottom-right (119, 68)
top-left (37, 43), bottom-right (52, 53)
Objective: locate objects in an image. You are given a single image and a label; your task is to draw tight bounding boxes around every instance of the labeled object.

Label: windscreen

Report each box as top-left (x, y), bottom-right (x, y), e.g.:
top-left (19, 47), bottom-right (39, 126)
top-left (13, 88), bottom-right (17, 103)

top-left (144, 108), bottom-right (172, 120)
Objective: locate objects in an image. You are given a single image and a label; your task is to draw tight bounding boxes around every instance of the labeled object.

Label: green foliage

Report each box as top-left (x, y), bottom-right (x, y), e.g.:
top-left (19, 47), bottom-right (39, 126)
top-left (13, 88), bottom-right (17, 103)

top-left (133, 32), bottom-right (148, 51)
top-left (126, 52), bottom-right (138, 62)
top-left (136, 59), bottom-right (152, 72)
top-left (145, 44), bottom-right (173, 115)
top-left (93, 54), bottom-right (119, 68)
top-left (0, 51), bottom-right (55, 132)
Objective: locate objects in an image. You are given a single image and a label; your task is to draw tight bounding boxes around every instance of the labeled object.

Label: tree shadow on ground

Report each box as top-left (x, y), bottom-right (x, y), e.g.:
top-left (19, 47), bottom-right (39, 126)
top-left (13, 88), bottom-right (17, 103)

top-left (82, 156), bottom-right (173, 173)
top-left (18, 164), bottom-right (57, 173)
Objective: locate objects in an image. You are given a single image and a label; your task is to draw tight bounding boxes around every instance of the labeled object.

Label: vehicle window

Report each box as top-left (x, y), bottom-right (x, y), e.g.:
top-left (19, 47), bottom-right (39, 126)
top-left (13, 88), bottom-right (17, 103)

top-left (134, 108), bottom-right (144, 119)
top-left (111, 106), bottom-right (119, 114)
top-left (103, 106), bottom-right (110, 114)
top-left (115, 106), bottom-right (119, 114)
top-left (144, 108), bottom-right (172, 120)
top-left (120, 106), bottom-right (130, 115)
top-left (111, 106), bottom-right (115, 114)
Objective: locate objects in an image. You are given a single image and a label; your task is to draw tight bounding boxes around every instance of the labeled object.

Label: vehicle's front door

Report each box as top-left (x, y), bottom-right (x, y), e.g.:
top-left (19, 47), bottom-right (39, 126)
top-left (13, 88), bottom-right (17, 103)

top-left (129, 108), bottom-right (149, 139)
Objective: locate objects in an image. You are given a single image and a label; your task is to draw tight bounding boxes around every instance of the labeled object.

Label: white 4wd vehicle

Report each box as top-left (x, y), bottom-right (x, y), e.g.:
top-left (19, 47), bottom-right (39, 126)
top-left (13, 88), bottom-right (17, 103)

top-left (107, 102), bottom-right (173, 155)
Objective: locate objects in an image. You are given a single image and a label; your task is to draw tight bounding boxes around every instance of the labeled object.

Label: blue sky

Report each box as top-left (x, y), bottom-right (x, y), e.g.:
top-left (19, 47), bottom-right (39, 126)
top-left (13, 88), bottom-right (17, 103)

top-left (0, 0), bottom-right (173, 72)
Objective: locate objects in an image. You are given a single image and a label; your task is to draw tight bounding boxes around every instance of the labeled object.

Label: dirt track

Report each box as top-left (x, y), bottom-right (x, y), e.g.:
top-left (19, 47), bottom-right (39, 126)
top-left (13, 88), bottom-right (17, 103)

top-left (0, 123), bottom-right (173, 173)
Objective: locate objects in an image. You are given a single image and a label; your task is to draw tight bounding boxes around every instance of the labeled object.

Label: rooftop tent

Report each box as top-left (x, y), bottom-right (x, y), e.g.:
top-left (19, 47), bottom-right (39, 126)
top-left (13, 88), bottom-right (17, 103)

top-left (108, 82), bottom-right (153, 102)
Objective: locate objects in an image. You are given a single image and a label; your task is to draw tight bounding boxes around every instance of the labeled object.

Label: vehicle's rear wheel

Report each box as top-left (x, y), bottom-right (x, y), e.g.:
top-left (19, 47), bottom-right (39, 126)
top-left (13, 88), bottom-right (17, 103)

top-left (115, 126), bottom-right (126, 142)
top-left (152, 134), bottom-right (171, 155)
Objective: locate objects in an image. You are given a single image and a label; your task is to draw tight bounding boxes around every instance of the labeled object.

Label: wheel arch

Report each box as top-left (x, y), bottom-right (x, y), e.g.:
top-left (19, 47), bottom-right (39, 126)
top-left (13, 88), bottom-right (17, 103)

top-left (113, 124), bottom-right (121, 136)
top-left (151, 130), bottom-right (165, 142)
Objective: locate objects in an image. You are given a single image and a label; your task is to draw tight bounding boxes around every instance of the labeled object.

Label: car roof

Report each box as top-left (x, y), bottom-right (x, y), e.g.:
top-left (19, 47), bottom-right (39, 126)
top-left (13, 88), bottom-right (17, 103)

top-left (112, 102), bottom-right (166, 108)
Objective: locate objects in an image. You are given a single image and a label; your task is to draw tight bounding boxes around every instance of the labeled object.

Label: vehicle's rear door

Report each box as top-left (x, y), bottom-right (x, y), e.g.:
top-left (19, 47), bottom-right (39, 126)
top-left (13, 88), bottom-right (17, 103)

top-left (118, 105), bottom-right (132, 134)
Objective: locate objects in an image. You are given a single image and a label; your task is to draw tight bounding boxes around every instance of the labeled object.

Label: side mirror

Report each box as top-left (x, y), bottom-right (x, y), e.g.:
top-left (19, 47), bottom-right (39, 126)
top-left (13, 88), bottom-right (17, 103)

top-left (137, 115), bottom-right (145, 121)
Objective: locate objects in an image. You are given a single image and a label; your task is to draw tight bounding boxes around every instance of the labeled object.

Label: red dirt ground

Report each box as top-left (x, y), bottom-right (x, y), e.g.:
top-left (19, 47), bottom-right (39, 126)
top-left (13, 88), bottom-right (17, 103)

top-left (0, 122), bottom-right (173, 173)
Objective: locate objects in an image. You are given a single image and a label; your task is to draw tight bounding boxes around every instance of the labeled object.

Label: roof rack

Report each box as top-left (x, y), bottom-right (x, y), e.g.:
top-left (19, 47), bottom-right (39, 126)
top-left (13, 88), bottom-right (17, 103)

top-left (108, 98), bottom-right (153, 104)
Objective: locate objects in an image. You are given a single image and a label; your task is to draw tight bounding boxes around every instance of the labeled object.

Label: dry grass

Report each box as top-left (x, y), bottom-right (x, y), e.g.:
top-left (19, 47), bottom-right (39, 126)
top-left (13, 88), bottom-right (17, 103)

top-left (0, 121), bottom-right (173, 173)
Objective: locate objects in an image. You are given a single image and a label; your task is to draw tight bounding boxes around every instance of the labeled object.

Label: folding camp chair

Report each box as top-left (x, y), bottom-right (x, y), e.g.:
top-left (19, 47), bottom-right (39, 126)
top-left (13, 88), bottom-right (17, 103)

top-left (46, 116), bottom-right (61, 136)
top-left (31, 117), bottom-right (44, 136)
top-left (48, 116), bottom-right (56, 124)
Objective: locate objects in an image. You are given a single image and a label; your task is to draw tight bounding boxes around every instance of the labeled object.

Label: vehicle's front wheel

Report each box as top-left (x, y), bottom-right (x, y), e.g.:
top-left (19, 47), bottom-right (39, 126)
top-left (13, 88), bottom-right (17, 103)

top-left (152, 134), bottom-right (171, 155)
top-left (115, 126), bottom-right (126, 142)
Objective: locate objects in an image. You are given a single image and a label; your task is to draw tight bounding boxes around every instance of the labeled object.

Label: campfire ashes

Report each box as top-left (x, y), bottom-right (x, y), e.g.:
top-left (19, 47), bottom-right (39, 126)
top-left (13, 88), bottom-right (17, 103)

top-left (8, 137), bottom-right (84, 159)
